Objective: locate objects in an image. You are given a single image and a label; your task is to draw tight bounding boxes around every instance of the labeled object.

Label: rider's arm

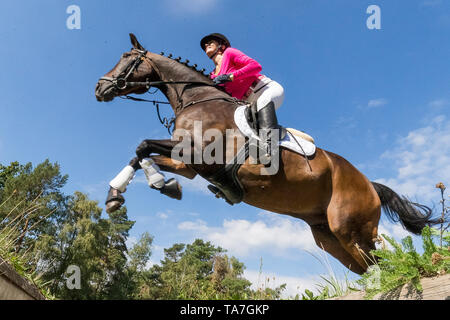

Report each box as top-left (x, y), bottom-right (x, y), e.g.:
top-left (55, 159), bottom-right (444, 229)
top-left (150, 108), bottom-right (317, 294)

top-left (227, 48), bottom-right (262, 81)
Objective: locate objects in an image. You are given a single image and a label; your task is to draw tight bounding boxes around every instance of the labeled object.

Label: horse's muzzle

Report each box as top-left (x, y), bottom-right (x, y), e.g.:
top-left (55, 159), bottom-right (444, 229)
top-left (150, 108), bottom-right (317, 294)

top-left (95, 80), bottom-right (117, 102)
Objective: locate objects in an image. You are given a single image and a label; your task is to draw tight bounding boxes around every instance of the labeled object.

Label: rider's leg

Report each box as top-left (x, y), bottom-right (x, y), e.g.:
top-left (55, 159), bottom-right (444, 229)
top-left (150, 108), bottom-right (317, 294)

top-left (253, 80), bottom-right (285, 162)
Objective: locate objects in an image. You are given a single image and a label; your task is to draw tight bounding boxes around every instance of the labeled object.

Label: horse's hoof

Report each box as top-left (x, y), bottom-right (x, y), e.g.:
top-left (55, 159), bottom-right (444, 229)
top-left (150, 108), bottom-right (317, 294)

top-left (106, 200), bottom-right (123, 214)
top-left (105, 187), bottom-right (125, 213)
top-left (152, 178), bottom-right (182, 200)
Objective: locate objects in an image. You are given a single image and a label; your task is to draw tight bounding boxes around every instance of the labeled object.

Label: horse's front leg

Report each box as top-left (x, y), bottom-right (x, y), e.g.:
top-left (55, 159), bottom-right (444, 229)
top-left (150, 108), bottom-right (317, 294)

top-left (105, 139), bottom-right (193, 213)
top-left (150, 155), bottom-right (197, 179)
top-left (136, 138), bottom-right (177, 159)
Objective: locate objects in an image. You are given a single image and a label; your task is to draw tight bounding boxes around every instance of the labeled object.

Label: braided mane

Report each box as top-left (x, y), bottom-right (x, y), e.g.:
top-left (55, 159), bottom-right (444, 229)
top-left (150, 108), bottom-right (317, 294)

top-left (158, 51), bottom-right (211, 80)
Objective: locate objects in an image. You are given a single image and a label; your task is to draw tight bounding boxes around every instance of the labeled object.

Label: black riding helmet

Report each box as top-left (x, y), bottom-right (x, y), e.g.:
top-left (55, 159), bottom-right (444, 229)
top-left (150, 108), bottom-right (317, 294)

top-left (200, 33), bottom-right (231, 51)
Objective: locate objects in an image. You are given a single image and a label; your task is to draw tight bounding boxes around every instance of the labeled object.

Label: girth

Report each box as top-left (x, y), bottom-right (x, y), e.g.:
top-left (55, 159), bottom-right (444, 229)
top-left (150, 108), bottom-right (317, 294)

top-left (205, 140), bottom-right (252, 205)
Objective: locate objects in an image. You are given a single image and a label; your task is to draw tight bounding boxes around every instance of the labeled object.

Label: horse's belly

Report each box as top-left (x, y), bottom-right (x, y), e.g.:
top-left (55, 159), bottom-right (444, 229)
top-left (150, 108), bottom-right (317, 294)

top-left (238, 149), bottom-right (332, 220)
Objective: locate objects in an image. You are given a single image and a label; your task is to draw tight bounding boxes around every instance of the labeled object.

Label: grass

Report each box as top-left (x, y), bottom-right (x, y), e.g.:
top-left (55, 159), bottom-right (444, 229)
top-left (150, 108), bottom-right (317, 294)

top-left (295, 248), bottom-right (360, 300)
top-left (296, 226), bottom-right (450, 300)
top-left (0, 192), bottom-right (56, 300)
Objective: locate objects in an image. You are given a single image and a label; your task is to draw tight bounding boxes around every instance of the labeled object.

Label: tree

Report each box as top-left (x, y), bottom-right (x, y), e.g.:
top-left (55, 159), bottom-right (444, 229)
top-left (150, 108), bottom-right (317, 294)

top-left (35, 192), bottom-right (137, 299)
top-left (136, 239), bottom-right (253, 299)
top-left (0, 160), bottom-right (268, 300)
top-left (0, 159), bottom-right (69, 254)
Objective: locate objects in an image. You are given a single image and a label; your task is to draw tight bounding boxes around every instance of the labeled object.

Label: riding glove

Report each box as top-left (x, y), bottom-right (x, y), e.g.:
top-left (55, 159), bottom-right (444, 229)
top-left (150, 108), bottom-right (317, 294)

top-left (213, 73), bottom-right (233, 85)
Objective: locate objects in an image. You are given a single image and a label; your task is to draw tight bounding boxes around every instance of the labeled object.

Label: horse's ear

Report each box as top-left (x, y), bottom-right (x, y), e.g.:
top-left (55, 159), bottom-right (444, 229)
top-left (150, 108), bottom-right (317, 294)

top-left (129, 33), bottom-right (144, 50)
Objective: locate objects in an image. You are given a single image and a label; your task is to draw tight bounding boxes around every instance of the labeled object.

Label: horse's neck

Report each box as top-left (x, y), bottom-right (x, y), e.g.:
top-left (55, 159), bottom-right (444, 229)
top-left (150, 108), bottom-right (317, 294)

top-left (147, 53), bottom-right (226, 113)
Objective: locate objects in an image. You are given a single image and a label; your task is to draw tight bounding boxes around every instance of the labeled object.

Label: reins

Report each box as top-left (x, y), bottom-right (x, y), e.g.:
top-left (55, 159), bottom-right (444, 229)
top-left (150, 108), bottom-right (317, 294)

top-left (119, 93), bottom-right (243, 135)
top-left (100, 49), bottom-right (245, 134)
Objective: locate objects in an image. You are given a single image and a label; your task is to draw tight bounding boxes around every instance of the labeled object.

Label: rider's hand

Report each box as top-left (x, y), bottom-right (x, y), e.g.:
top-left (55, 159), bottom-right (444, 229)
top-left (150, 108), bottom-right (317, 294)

top-left (213, 73), bottom-right (233, 85)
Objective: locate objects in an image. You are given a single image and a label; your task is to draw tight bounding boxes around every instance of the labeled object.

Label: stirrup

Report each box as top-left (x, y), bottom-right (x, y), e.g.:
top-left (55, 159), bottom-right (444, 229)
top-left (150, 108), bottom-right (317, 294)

top-left (208, 184), bottom-right (224, 198)
top-left (258, 139), bottom-right (275, 165)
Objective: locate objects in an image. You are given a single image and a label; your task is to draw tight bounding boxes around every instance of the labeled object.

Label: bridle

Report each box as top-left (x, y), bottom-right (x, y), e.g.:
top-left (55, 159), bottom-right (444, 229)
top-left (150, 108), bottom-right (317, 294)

top-left (99, 48), bottom-right (150, 91)
top-left (98, 48), bottom-right (245, 134)
top-left (99, 48), bottom-right (219, 94)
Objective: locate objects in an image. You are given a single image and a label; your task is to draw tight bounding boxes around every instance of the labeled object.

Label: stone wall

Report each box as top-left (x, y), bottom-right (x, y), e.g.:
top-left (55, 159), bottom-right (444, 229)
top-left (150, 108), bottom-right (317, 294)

top-left (0, 257), bottom-right (45, 300)
top-left (332, 273), bottom-right (450, 300)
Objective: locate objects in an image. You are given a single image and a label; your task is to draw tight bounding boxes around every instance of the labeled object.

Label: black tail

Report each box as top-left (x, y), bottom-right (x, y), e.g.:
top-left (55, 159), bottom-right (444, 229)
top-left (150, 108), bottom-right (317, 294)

top-left (371, 182), bottom-right (440, 235)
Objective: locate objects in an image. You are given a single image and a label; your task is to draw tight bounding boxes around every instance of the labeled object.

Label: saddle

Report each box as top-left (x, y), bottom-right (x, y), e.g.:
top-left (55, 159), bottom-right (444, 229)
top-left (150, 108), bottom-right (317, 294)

top-left (206, 104), bottom-right (316, 205)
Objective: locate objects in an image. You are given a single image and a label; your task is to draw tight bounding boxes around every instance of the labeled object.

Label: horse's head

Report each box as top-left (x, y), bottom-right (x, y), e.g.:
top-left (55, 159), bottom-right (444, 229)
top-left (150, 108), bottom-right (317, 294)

top-left (95, 34), bottom-right (156, 102)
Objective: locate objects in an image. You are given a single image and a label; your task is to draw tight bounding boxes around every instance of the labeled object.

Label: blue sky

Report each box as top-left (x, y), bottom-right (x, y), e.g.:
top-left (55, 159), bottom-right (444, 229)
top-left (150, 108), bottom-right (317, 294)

top-left (1, 0), bottom-right (449, 297)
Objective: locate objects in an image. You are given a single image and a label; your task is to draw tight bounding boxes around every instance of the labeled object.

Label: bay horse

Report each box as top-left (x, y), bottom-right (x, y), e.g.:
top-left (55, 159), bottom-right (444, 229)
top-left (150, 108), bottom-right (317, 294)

top-left (95, 34), bottom-right (438, 275)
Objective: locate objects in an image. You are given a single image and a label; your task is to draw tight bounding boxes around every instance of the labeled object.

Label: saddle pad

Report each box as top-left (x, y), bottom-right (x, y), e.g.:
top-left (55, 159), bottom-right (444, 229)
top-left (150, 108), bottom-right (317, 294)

top-left (234, 105), bottom-right (316, 157)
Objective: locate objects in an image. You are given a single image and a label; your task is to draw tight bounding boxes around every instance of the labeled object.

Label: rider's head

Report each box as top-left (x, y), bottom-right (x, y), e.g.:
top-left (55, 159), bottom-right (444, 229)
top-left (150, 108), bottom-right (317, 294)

top-left (200, 33), bottom-right (230, 59)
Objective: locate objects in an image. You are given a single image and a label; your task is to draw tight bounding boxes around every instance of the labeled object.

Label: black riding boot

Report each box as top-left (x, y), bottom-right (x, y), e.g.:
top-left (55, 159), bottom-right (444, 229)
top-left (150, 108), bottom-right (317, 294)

top-left (257, 101), bottom-right (282, 163)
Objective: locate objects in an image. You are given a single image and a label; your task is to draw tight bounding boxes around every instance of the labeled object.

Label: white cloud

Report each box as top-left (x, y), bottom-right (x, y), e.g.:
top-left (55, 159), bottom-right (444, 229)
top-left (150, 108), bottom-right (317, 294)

top-left (367, 98), bottom-right (388, 109)
top-left (166, 0), bottom-right (218, 15)
top-left (428, 99), bottom-right (448, 110)
top-left (243, 269), bottom-right (320, 298)
top-left (81, 180), bottom-right (110, 203)
top-left (177, 213), bottom-right (316, 257)
top-left (126, 236), bottom-right (138, 250)
top-left (334, 115), bottom-right (356, 129)
top-left (177, 175), bottom-right (211, 195)
top-left (421, 0), bottom-right (442, 7)
top-left (156, 211), bottom-right (169, 219)
top-left (375, 114), bottom-right (450, 201)
top-left (377, 221), bottom-right (411, 242)
top-left (356, 98), bottom-right (388, 111)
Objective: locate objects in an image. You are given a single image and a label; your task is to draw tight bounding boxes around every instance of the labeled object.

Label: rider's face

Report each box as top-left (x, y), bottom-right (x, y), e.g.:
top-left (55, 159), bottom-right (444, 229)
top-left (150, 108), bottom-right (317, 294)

top-left (204, 40), bottom-right (220, 58)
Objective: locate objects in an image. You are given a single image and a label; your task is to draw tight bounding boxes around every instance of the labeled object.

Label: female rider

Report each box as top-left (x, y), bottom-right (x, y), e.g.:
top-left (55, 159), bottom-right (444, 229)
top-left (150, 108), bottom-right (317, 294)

top-left (200, 33), bottom-right (285, 162)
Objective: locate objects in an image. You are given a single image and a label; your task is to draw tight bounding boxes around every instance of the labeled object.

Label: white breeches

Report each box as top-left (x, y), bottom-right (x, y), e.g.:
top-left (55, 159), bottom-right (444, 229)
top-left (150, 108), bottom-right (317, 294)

top-left (246, 77), bottom-right (285, 112)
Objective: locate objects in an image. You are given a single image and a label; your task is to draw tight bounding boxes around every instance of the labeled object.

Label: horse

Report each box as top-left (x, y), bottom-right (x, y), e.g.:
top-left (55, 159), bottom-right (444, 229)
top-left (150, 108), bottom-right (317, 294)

top-left (94, 34), bottom-right (438, 275)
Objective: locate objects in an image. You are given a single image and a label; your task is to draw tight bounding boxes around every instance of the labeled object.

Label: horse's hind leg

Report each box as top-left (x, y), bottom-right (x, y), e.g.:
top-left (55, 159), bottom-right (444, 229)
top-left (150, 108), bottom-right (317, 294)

top-left (310, 224), bottom-right (366, 275)
top-left (326, 203), bottom-right (380, 274)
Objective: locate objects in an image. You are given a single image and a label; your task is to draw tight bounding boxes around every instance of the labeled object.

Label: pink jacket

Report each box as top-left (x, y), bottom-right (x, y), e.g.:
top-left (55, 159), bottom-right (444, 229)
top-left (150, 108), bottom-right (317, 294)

top-left (209, 47), bottom-right (262, 100)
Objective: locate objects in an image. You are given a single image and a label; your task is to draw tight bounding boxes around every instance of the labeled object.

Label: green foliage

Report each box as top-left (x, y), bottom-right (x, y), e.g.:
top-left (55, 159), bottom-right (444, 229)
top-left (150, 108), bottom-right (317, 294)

top-left (128, 232), bottom-right (153, 272)
top-left (358, 226), bottom-right (450, 299)
top-left (0, 160), bottom-right (69, 254)
top-left (300, 288), bottom-right (330, 300)
top-left (135, 239), bottom-right (255, 300)
top-left (34, 191), bottom-right (138, 299)
top-left (297, 272), bottom-right (360, 300)
top-left (0, 160), bottom-right (296, 300)
top-left (430, 228), bottom-right (450, 248)
top-left (0, 160), bottom-right (142, 299)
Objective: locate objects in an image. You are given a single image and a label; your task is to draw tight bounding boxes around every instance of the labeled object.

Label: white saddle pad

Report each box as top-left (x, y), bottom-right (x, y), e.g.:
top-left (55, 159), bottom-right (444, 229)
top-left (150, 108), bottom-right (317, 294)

top-left (234, 105), bottom-right (316, 157)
